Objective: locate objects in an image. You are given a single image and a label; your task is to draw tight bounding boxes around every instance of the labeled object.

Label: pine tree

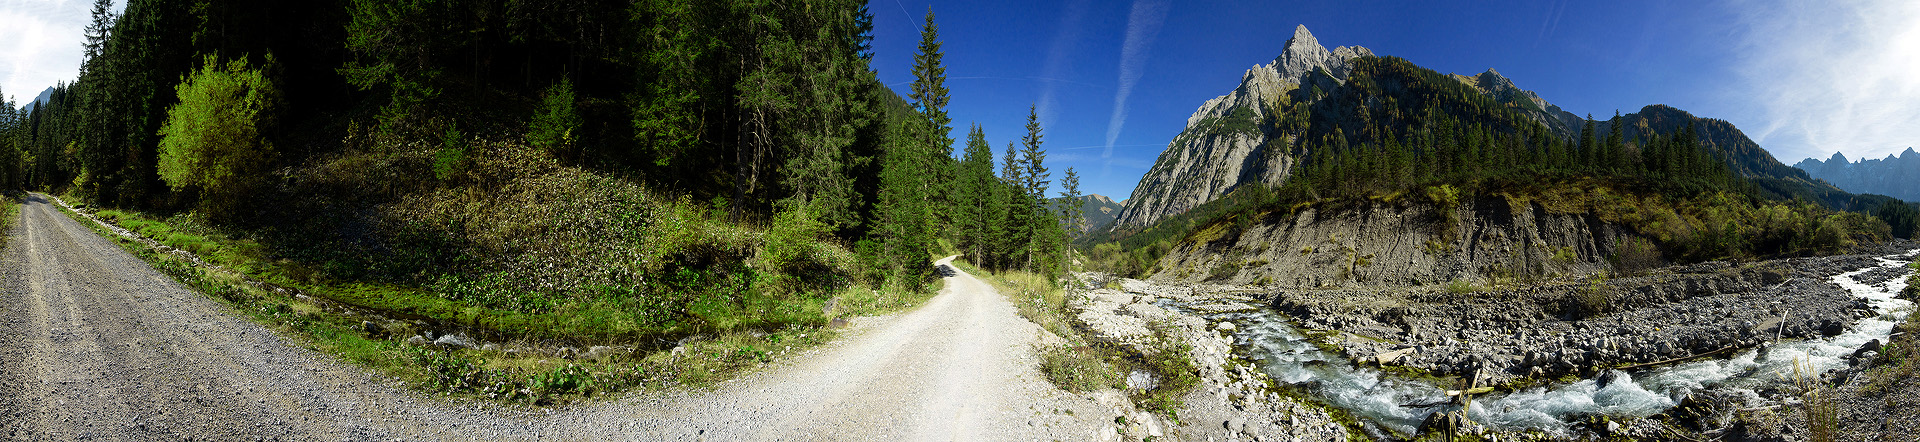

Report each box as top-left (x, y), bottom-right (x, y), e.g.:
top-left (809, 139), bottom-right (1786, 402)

top-left (998, 140), bottom-right (1025, 271)
top-left (909, 7), bottom-right (954, 237)
top-left (81, 0), bottom-right (116, 71)
top-left (1020, 105), bottom-right (1050, 202)
top-left (1018, 105), bottom-right (1052, 273)
top-left (1606, 110), bottom-right (1624, 172)
top-left (1578, 115), bottom-right (1596, 173)
top-left (958, 124), bottom-right (995, 261)
top-left (1057, 167), bottom-right (1082, 274)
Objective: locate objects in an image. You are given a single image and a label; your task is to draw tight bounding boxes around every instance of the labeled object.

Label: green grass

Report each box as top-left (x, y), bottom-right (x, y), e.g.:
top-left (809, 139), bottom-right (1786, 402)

top-left (1443, 279), bottom-right (1479, 294)
top-left (1038, 344), bottom-right (1123, 392)
top-left (48, 184), bottom-right (923, 406)
top-left (0, 191), bottom-right (18, 247)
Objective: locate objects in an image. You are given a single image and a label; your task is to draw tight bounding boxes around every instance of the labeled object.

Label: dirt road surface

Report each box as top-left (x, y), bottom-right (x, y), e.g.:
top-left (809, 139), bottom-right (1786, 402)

top-left (0, 194), bottom-right (1107, 441)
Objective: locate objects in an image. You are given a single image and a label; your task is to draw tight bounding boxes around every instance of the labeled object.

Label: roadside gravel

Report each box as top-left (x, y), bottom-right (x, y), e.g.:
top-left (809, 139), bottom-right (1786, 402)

top-left (0, 194), bottom-right (1106, 441)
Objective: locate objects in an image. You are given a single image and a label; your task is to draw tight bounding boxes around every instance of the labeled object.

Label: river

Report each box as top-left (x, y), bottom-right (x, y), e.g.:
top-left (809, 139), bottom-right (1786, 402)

top-left (1193, 250), bottom-right (1916, 437)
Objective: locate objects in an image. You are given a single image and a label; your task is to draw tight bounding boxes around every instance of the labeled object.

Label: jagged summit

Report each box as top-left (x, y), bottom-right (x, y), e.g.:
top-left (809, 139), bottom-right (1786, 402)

top-left (1123, 25), bottom-right (1381, 230)
top-left (1274, 25), bottom-right (1373, 83)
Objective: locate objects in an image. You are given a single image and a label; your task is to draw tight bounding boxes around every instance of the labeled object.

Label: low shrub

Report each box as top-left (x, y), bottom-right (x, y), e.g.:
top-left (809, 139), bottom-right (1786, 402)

top-left (1132, 326), bottom-right (1201, 415)
top-left (1565, 271), bottom-right (1612, 319)
top-left (1038, 345), bottom-right (1122, 392)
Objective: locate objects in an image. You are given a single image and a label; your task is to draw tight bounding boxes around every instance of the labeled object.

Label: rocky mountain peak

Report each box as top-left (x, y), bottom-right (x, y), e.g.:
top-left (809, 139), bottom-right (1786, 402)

top-left (1116, 24), bottom-right (1376, 230)
top-left (1273, 25), bottom-right (1370, 83)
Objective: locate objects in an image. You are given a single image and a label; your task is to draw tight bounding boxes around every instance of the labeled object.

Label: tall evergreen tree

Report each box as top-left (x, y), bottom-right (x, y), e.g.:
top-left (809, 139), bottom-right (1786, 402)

top-left (997, 140), bottom-right (1025, 271)
top-left (1057, 167), bottom-right (1081, 274)
top-left (958, 124), bottom-right (995, 261)
top-left (908, 7), bottom-right (954, 238)
top-left (81, 0), bottom-right (116, 70)
top-left (1017, 105), bottom-right (1051, 273)
top-left (1578, 115), bottom-right (1596, 172)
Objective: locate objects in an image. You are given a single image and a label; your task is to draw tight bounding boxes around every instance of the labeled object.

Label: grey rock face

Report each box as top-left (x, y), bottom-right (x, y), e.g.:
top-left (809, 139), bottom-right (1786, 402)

top-left (1153, 195), bottom-right (1634, 289)
top-left (1114, 25), bottom-right (1370, 230)
top-left (1111, 26), bottom-right (1607, 234)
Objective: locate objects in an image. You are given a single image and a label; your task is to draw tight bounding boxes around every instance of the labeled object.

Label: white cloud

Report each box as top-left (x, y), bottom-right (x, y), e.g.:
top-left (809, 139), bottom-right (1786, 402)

top-left (1729, 0), bottom-right (1920, 163)
top-left (0, 0), bottom-right (97, 107)
top-left (1102, 0), bottom-right (1167, 159)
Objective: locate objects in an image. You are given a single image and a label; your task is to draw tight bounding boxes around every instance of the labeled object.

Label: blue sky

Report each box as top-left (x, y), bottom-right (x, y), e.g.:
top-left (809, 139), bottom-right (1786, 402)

top-left (868, 0), bottom-right (1920, 200)
top-left (3, 1), bottom-right (1916, 201)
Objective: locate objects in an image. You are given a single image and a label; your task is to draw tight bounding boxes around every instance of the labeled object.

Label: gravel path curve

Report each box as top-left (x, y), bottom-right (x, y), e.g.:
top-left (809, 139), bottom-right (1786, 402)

top-left (560, 256), bottom-right (1109, 441)
top-left (0, 194), bottom-right (1105, 441)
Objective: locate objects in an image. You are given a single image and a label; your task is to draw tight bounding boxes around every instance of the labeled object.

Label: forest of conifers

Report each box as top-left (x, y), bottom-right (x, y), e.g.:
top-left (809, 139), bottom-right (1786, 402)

top-left (0, 0), bottom-right (1084, 288)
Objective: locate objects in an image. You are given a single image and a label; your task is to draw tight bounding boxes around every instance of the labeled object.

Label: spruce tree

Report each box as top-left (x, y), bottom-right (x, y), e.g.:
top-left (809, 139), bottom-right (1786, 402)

top-left (959, 124), bottom-right (995, 261)
top-left (998, 140), bottom-right (1025, 271)
top-left (1018, 105), bottom-right (1052, 273)
top-left (1606, 110), bottom-right (1625, 172)
top-left (909, 7), bottom-right (954, 237)
top-left (1579, 115), bottom-right (1596, 173)
top-left (1058, 167), bottom-right (1082, 274)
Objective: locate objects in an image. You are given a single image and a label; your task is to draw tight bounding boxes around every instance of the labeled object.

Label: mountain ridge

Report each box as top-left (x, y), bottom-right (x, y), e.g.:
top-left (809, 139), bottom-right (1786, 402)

top-left (1795, 148), bottom-right (1920, 202)
top-left (1107, 25), bottom-right (1841, 237)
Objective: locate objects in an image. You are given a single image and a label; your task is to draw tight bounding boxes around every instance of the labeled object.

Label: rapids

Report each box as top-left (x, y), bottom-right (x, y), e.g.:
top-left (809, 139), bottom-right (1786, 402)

top-left (1197, 250), bottom-right (1916, 436)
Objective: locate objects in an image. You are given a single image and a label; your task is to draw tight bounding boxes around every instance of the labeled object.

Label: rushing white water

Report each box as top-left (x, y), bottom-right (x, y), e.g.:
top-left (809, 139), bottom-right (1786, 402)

top-left (1210, 250), bottom-right (1916, 436)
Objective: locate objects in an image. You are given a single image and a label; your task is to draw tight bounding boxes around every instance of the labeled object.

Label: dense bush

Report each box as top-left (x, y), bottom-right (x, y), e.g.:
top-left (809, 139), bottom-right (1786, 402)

top-left (155, 54), bottom-right (282, 220)
top-left (528, 79), bottom-right (582, 160)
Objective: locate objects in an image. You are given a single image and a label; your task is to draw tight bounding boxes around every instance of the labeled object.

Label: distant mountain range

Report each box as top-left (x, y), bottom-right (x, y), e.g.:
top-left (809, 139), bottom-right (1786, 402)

top-left (1795, 149), bottom-right (1920, 202)
top-left (12, 86), bottom-right (55, 112)
top-left (1050, 194), bottom-right (1125, 237)
top-left (1107, 25), bottom-right (1842, 233)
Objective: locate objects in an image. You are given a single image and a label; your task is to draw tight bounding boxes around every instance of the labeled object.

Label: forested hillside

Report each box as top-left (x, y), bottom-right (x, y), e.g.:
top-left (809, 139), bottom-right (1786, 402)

top-left (0, 0), bottom-right (1089, 401)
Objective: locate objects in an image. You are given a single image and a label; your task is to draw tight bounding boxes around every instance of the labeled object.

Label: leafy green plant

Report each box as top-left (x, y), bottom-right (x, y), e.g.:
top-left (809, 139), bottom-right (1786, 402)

top-left (758, 200), bottom-right (830, 275)
top-left (155, 54), bottom-right (281, 219)
top-left (1566, 271), bottom-right (1612, 318)
top-left (528, 78), bottom-right (581, 158)
top-left (1134, 326), bottom-right (1201, 415)
top-left (432, 126), bottom-right (467, 180)
top-left (1551, 246), bottom-right (1577, 265)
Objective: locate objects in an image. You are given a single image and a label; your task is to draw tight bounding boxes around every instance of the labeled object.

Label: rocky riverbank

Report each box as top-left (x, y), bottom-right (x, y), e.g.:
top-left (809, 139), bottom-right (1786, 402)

top-left (1265, 243), bottom-right (1917, 387)
top-left (1075, 241), bottom-right (1916, 440)
top-left (1069, 274), bottom-right (1353, 442)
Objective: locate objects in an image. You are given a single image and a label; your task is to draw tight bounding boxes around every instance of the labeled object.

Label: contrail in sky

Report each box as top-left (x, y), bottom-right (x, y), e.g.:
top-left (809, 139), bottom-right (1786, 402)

top-left (1103, 0), bottom-right (1168, 159)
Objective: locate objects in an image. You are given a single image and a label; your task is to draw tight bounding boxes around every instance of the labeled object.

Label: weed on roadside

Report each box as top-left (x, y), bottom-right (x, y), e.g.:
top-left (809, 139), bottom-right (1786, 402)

top-left (0, 191), bottom-right (18, 250)
top-left (1038, 344), bottom-right (1123, 392)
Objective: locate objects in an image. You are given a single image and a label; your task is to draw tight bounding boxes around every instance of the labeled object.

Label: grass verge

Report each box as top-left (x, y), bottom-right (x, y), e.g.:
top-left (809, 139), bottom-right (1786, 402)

top-left (1, 190), bottom-right (18, 240)
top-left (46, 193), bottom-right (926, 406)
top-left (954, 260), bottom-right (1200, 417)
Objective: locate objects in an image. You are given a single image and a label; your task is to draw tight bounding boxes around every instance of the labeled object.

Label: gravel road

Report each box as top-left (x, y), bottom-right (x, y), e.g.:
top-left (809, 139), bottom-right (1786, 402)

top-left (0, 194), bottom-right (1105, 441)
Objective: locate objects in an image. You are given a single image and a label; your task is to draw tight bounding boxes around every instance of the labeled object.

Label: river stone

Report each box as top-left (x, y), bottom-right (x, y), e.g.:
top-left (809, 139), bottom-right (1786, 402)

top-left (586, 345), bottom-right (619, 360)
top-left (433, 333), bottom-right (475, 349)
top-left (360, 321), bottom-right (385, 337)
top-left (405, 335), bottom-right (428, 346)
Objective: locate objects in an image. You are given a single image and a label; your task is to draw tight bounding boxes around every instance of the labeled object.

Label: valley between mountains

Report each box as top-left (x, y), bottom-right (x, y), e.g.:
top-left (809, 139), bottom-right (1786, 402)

top-left (4, 2), bottom-right (1920, 441)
